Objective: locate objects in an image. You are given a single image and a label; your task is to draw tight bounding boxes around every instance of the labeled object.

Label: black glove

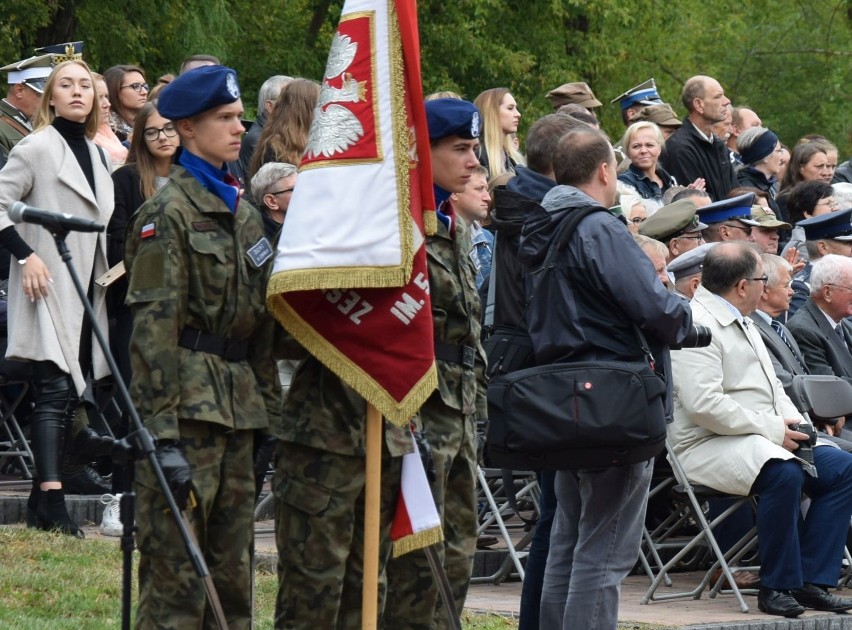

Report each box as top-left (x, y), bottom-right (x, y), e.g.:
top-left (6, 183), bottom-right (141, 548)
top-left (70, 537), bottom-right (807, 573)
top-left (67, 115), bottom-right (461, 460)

top-left (155, 440), bottom-right (193, 511)
top-left (475, 418), bottom-right (489, 464)
top-left (412, 428), bottom-right (436, 483)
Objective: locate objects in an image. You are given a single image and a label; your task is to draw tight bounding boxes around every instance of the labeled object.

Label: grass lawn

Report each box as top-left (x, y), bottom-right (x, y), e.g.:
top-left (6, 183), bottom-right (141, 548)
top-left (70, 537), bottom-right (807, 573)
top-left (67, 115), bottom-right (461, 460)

top-left (0, 527), bottom-right (518, 629)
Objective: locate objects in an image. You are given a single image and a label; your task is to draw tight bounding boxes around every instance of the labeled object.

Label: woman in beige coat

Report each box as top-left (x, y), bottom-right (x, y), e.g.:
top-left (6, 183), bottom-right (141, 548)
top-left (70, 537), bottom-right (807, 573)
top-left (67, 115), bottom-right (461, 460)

top-left (0, 59), bottom-right (114, 536)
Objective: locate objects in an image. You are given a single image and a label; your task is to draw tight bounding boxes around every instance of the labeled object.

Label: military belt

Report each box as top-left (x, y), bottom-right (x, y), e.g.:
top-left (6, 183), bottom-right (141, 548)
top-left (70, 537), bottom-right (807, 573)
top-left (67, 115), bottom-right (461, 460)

top-left (434, 341), bottom-right (476, 369)
top-left (178, 327), bottom-right (249, 362)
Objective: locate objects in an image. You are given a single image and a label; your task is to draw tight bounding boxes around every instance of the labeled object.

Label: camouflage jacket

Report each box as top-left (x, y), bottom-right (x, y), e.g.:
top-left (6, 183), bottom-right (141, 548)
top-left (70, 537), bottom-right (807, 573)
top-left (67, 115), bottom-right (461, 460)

top-left (276, 355), bottom-right (413, 458)
top-left (124, 165), bottom-right (281, 440)
top-left (427, 210), bottom-right (488, 418)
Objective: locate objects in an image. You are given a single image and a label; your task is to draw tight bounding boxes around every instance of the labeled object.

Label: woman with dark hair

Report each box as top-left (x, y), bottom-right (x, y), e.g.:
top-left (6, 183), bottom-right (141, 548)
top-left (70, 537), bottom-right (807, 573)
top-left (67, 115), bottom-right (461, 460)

top-left (474, 87), bottom-right (525, 178)
top-left (780, 143), bottom-right (832, 192)
top-left (781, 180), bottom-right (837, 262)
top-left (103, 64), bottom-right (148, 143)
top-left (0, 60), bottom-right (115, 536)
top-left (248, 78), bottom-right (320, 182)
top-left (108, 102), bottom-right (179, 381)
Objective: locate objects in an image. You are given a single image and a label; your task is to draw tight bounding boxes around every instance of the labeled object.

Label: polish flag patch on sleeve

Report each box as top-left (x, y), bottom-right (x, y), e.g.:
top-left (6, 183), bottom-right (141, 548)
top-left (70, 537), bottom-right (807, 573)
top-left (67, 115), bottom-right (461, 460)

top-left (140, 222), bottom-right (156, 239)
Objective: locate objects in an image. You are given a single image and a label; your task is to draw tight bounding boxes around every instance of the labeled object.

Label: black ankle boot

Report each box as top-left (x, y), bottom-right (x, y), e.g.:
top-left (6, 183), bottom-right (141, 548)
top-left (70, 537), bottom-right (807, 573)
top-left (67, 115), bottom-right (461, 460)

top-left (26, 482), bottom-right (40, 528)
top-left (36, 489), bottom-right (84, 538)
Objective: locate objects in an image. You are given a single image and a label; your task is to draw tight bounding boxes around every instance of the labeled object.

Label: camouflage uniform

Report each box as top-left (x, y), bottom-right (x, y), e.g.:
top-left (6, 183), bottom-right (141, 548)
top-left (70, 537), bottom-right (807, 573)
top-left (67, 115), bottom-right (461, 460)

top-left (272, 355), bottom-right (412, 628)
top-left (384, 209), bottom-right (488, 629)
top-left (125, 165), bottom-right (280, 629)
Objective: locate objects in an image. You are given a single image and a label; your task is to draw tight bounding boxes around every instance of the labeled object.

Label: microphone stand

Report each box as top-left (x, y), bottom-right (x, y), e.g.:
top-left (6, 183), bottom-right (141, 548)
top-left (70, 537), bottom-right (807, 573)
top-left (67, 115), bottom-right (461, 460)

top-left (45, 225), bottom-right (229, 630)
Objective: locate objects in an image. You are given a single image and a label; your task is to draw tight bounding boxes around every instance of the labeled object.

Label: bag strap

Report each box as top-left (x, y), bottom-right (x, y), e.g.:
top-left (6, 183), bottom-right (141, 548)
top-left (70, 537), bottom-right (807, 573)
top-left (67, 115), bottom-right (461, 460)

top-left (521, 205), bottom-right (605, 319)
top-left (483, 235), bottom-right (498, 329)
top-left (0, 113), bottom-right (29, 137)
top-left (95, 144), bottom-right (108, 172)
top-left (500, 469), bottom-right (537, 527)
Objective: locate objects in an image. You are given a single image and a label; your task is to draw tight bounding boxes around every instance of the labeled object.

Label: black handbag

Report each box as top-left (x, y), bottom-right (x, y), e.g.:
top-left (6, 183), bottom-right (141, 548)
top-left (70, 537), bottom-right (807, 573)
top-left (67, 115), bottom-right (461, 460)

top-left (486, 352), bottom-right (668, 471)
top-left (485, 207), bottom-right (668, 470)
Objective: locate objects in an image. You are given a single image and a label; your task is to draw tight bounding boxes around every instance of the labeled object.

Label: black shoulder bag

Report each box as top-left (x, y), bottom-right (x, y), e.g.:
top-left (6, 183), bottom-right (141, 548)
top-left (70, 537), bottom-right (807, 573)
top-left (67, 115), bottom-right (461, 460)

top-left (485, 208), bottom-right (668, 470)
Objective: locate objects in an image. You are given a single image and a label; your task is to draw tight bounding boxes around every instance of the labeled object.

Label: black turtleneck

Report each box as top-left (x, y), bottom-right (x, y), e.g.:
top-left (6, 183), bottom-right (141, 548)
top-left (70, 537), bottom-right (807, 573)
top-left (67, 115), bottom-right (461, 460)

top-left (52, 116), bottom-right (96, 195)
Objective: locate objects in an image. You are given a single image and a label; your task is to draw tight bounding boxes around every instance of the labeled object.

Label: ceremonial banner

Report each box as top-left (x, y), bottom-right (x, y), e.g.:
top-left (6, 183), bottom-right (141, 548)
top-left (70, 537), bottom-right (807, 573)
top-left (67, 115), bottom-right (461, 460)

top-left (267, 0), bottom-right (437, 425)
top-left (391, 433), bottom-right (443, 556)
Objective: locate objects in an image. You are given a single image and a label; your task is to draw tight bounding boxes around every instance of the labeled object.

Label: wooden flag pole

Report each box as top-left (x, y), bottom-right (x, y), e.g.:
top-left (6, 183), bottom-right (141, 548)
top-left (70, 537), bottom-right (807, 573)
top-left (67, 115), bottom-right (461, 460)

top-left (362, 403), bottom-right (382, 629)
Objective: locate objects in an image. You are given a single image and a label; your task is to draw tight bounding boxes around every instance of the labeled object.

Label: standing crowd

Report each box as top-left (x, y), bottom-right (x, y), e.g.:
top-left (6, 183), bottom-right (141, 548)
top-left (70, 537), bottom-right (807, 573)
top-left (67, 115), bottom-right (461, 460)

top-left (0, 37), bottom-right (851, 630)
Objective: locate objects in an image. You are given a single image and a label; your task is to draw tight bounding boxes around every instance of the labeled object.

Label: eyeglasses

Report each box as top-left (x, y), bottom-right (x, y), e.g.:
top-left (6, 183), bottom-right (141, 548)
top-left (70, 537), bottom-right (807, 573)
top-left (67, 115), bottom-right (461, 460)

top-left (630, 216), bottom-right (646, 225)
top-left (677, 234), bottom-right (704, 242)
top-left (121, 82), bottom-right (149, 93)
top-left (816, 198), bottom-right (839, 210)
top-left (724, 223), bottom-right (752, 236)
top-left (828, 284), bottom-right (852, 292)
top-left (267, 188), bottom-right (295, 197)
top-left (143, 123), bottom-right (177, 141)
top-left (746, 275), bottom-right (769, 285)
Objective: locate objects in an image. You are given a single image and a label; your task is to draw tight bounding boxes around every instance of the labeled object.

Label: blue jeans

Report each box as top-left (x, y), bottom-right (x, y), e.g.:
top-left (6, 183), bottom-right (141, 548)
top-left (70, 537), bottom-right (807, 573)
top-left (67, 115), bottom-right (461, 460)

top-left (518, 470), bottom-right (555, 630)
top-left (539, 460), bottom-right (653, 630)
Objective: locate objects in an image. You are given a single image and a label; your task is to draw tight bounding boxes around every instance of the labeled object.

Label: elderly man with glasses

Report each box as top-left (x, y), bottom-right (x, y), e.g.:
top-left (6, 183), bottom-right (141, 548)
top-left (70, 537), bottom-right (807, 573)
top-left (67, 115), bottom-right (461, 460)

top-left (249, 161), bottom-right (297, 239)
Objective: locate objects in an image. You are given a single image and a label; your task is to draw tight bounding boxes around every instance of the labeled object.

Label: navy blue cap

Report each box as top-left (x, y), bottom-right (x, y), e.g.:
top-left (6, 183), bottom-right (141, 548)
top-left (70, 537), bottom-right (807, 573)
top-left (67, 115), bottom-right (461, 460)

top-left (696, 193), bottom-right (758, 225)
top-left (157, 65), bottom-right (241, 120)
top-left (425, 98), bottom-right (480, 141)
top-left (799, 207), bottom-right (852, 241)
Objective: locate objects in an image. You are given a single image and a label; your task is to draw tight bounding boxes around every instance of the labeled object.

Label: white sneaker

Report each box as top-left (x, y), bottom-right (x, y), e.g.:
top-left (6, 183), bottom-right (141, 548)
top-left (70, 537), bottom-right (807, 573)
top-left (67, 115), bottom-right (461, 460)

top-left (100, 493), bottom-right (122, 537)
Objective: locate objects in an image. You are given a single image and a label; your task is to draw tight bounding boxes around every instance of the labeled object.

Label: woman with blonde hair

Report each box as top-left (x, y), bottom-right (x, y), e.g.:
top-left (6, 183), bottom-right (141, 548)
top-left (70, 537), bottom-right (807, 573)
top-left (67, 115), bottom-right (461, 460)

top-left (92, 72), bottom-right (128, 169)
top-left (617, 121), bottom-right (677, 212)
top-left (0, 59), bottom-right (115, 537)
top-left (248, 78), bottom-right (321, 181)
top-left (474, 87), bottom-right (525, 178)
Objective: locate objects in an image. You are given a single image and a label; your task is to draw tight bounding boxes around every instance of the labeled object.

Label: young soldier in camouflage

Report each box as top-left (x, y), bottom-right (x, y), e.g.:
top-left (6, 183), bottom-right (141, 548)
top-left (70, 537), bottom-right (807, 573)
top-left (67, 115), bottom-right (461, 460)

top-left (384, 98), bottom-right (489, 629)
top-left (124, 65), bottom-right (280, 629)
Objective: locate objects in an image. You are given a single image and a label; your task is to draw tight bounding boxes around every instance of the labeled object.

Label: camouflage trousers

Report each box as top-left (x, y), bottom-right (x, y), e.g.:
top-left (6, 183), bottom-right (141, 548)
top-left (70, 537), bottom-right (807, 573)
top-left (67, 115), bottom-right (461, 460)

top-left (135, 420), bottom-right (255, 630)
top-left (273, 440), bottom-right (403, 629)
top-left (384, 395), bottom-right (478, 630)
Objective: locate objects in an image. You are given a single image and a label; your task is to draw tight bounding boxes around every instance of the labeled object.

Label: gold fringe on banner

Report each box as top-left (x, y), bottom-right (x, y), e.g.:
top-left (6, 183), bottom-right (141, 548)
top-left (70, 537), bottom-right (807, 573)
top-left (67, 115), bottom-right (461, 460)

top-left (392, 526), bottom-right (444, 558)
top-left (268, 293), bottom-right (438, 426)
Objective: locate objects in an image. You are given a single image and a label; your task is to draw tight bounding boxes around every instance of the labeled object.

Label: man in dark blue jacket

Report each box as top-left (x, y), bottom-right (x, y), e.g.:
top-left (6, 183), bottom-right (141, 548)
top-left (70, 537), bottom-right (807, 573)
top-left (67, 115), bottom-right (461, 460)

top-left (520, 126), bottom-right (693, 630)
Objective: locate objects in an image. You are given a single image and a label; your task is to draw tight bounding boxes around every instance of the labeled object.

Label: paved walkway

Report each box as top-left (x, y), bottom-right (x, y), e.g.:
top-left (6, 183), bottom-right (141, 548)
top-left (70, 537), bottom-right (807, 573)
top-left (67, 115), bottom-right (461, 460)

top-left (5, 485), bottom-right (852, 629)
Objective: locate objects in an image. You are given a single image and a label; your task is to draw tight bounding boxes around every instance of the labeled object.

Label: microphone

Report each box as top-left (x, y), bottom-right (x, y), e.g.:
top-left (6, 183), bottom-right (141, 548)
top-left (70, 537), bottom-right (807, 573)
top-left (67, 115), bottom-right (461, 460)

top-left (8, 201), bottom-right (105, 233)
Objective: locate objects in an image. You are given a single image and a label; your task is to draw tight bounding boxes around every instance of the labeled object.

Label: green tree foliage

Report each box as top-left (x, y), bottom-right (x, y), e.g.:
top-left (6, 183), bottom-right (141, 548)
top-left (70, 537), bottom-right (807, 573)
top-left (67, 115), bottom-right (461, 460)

top-left (1, 1), bottom-right (849, 153)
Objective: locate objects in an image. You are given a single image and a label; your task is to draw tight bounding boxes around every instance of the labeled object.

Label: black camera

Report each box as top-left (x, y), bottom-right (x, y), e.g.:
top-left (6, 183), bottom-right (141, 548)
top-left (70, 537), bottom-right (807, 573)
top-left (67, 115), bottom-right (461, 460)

top-left (671, 324), bottom-right (712, 350)
top-left (791, 422), bottom-right (818, 466)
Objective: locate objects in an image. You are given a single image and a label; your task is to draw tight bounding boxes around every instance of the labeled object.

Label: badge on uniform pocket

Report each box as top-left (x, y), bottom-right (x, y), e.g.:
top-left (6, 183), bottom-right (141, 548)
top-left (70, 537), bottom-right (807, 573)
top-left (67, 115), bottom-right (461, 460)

top-left (247, 237), bottom-right (274, 268)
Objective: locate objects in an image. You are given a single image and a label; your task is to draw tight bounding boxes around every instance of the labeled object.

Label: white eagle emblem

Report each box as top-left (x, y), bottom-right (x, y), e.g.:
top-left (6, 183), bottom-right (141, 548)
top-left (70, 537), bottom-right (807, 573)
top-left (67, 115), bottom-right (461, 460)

top-left (226, 73), bottom-right (240, 99)
top-left (305, 32), bottom-right (367, 159)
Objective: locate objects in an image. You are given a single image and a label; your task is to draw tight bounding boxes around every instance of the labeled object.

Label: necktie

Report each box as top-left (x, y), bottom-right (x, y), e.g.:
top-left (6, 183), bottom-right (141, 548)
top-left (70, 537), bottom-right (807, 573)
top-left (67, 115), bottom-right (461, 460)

top-left (836, 324), bottom-right (849, 351)
top-left (772, 320), bottom-right (808, 372)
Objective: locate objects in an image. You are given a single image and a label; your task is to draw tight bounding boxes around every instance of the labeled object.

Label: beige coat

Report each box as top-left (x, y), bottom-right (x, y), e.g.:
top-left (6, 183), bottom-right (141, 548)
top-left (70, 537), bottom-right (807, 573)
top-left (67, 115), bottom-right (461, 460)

top-left (0, 125), bottom-right (114, 393)
top-left (669, 285), bottom-right (806, 496)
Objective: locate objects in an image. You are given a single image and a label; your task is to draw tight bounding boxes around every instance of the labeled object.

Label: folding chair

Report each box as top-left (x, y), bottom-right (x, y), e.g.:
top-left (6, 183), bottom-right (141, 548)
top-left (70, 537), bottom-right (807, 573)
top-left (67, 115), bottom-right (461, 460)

top-left (0, 378), bottom-right (34, 483)
top-left (641, 441), bottom-right (758, 613)
top-left (472, 466), bottom-right (539, 584)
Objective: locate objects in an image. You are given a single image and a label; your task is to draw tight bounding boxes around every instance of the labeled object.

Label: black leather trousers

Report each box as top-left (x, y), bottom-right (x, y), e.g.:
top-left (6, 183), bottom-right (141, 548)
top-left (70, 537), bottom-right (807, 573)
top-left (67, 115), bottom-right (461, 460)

top-left (30, 372), bottom-right (76, 483)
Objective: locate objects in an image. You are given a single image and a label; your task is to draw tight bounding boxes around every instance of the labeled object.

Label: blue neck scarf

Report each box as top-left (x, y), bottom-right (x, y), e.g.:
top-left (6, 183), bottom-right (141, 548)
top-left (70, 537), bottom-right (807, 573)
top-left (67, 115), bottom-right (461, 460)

top-left (433, 184), bottom-right (453, 231)
top-left (178, 149), bottom-right (240, 213)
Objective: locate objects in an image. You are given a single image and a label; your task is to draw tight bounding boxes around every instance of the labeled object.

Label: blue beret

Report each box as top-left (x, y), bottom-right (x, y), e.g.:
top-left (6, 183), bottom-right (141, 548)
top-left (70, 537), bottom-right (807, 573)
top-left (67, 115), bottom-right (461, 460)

top-left (696, 193), bottom-right (758, 225)
top-left (425, 98), bottom-right (480, 141)
top-left (157, 65), bottom-right (241, 120)
top-left (799, 207), bottom-right (852, 241)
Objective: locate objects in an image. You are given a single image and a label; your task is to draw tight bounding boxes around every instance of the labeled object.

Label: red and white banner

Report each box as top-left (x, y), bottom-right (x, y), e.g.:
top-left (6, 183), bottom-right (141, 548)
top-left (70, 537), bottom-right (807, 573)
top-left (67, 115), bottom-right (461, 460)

top-left (391, 433), bottom-right (443, 556)
top-left (266, 0), bottom-right (437, 426)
